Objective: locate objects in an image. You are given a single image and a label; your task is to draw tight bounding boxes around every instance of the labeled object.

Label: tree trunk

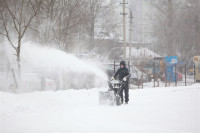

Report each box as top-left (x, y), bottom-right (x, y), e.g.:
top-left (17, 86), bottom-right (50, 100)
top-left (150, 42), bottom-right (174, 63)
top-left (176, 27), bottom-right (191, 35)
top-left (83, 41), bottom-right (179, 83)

top-left (90, 21), bottom-right (95, 51)
top-left (17, 35), bottom-right (21, 88)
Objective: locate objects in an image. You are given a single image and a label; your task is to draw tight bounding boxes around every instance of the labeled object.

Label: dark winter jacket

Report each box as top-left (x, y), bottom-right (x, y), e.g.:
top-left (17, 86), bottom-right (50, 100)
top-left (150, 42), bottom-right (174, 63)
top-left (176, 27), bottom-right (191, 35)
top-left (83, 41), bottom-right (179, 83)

top-left (114, 61), bottom-right (131, 81)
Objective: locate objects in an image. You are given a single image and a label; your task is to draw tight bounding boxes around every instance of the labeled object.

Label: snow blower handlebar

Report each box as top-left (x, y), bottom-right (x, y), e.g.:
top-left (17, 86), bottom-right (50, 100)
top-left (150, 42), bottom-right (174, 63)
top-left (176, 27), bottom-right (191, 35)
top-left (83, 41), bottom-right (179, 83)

top-left (108, 79), bottom-right (126, 91)
top-left (108, 79), bottom-right (126, 84)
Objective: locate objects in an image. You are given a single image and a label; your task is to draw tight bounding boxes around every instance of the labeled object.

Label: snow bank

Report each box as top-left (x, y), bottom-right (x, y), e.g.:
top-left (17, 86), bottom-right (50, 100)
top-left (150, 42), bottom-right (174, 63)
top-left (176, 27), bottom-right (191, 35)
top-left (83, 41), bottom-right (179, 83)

top-left (0, 84), bottom-right (199, 133)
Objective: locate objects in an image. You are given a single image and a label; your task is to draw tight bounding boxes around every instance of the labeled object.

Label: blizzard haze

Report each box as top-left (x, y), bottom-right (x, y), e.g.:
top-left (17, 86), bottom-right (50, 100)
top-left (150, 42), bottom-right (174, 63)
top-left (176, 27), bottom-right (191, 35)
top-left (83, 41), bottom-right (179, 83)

top-left (1, 41), bottom-right (108, 92)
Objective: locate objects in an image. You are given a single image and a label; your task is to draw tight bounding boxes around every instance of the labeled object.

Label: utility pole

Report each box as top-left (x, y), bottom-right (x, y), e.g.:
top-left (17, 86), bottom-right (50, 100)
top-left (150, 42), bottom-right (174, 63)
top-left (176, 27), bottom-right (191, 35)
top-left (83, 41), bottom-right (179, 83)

top-left (129, 9), bottom-right (133, 64)
top-left (194, 15), bottom-right (200, 55)
top-left (121, 0), bottom-right (128, 60)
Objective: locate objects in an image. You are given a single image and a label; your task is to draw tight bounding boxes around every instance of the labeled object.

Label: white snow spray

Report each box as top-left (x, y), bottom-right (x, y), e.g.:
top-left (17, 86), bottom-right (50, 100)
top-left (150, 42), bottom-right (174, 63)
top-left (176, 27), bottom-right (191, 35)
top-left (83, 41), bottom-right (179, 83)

top-left (2, 41), bottom-right (108, 92)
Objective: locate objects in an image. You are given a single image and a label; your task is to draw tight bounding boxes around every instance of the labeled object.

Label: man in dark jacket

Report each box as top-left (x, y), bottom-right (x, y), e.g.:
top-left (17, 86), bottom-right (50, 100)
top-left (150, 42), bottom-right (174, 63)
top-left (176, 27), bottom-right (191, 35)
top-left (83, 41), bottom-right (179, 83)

top-left (111, 61), bottom-right (131, 104)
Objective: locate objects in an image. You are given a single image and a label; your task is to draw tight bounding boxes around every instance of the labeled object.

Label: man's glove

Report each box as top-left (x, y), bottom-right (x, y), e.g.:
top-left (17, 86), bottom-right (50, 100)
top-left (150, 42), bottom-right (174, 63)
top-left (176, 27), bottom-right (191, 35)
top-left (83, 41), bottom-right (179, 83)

top-left (111, 77), bottom-right (115, 81)
top-left (123, 77), bottom-right (126, 81)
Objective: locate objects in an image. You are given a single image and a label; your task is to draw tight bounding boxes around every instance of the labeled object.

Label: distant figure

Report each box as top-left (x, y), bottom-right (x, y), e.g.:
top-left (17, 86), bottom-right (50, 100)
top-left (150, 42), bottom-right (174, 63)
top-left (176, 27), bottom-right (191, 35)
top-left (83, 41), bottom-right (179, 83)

top-left (111, 61), bottom-right (131, 104)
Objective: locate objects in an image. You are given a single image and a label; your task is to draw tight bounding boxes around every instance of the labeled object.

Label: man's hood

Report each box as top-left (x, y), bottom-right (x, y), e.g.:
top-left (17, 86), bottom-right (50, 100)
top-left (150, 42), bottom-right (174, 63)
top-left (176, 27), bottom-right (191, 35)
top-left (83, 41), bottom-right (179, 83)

top-left (120, 61), bottom-right (126, 68)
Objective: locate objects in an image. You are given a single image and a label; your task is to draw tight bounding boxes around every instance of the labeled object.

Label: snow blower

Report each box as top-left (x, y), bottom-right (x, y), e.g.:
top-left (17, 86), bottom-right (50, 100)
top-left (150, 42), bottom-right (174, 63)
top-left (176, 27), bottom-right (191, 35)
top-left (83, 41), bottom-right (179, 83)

top-left (99, 80), bottom-right (126, 106)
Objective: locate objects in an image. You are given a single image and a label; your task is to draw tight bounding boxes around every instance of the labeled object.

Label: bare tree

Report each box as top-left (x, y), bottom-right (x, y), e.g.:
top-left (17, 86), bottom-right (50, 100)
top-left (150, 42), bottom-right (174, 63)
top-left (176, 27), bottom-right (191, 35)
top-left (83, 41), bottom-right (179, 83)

top-left (0, 0), bottom-right (42, 86)
top-left (37, 0), bottom-right (89, 51)
top-left (151, 0), bottom-right (200, 58)
top-left (151, 0), bottom-right (177, 56)
top-left (83, 0), bottom-right (110, 51)
top-left (37, 0), bottom-right (115, 52)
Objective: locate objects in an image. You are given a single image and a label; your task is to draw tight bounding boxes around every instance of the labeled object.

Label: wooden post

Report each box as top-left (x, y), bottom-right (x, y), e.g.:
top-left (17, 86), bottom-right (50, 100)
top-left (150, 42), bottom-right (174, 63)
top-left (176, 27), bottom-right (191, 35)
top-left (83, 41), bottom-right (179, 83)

top-left (153, 62), bottom-right (155, 87)
top-left (138, 67), bottom-right (140, 89)
top-left (165, 64), bottom-right (167, 87)
top-left (128, 61), bottom-right (130, 70)
top-left (141, 63), bottom-right (143, 89)
top-left (114, 60), bottom-right (116, 73)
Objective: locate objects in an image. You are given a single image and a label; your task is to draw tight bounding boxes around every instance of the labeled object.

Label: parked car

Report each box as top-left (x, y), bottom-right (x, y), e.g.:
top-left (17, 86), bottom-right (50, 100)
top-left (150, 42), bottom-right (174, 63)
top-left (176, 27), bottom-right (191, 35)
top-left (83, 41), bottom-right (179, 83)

top-left (129, 66), bottom-right (149, 85)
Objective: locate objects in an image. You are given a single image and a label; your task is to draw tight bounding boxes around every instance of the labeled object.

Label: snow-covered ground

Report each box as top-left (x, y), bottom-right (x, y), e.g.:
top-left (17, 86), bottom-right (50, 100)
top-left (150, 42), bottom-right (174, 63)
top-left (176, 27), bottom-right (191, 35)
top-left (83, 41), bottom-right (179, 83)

top-left (0, 84), bottom-right (199, 133)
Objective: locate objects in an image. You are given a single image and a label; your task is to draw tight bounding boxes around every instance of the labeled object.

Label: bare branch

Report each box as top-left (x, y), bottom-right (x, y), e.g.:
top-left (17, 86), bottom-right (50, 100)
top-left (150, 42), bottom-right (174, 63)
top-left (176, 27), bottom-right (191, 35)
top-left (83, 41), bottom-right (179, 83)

top-left (19, 0), bottom-right (25, 24)
top-left (151, 0), bottom-right (167, 16)
top-left (0, 10), bottom-right (17, 51)
top-left (3, 0), bottom-right (19, 33)
top-left (21, 0), bottom-right (42, 38)
top-left (0, 32), bottom-right (7, 37)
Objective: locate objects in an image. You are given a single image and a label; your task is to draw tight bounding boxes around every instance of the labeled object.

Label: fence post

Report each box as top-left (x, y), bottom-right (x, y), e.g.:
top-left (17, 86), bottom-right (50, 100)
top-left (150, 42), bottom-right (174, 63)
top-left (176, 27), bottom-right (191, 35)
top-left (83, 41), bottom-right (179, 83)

top-left (114, 60), bottom-right (115, 73)
top-left (165, 64), bottom-right (167, 87)
top-left (138, 64), bottom-right (140, 89)
top-left (185, 64), bottom-right (187, 86)
top-left (194, 64), bottom-right (196, 83)
top-left (175, 64), bottom-right (177, 86)
top-left (153, 62), bottom-right (155, 87)
top-left (141, 63), bottom-right (143, 89)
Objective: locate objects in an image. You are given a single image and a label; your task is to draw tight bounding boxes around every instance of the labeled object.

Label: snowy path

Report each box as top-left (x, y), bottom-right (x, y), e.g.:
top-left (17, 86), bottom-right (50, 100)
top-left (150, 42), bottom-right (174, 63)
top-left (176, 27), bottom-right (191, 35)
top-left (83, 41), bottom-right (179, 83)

top-left (0, 84), bottom-right (200, 133)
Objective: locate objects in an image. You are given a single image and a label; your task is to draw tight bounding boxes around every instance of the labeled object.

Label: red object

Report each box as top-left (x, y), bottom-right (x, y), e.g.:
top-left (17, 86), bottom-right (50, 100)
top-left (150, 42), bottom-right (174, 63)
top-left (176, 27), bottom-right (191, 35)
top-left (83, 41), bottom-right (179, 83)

top-left (177, 72), bottom-right (182, 81)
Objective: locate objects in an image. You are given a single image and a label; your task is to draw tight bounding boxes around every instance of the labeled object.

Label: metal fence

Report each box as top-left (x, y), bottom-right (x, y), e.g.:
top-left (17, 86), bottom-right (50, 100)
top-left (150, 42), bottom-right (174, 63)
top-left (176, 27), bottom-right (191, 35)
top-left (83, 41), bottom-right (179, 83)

top-left (1, 61), bottom-right (199, 93)
top-left (108, 61), bottom-right (199, 89)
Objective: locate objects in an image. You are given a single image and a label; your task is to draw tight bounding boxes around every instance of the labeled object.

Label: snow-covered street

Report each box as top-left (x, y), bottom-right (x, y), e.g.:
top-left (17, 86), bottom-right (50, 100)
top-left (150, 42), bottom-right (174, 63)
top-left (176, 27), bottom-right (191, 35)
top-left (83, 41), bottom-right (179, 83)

top-left (1, 84), bottom-right (199, 133)
top-left (0, 0), bottom-right (200, 132)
